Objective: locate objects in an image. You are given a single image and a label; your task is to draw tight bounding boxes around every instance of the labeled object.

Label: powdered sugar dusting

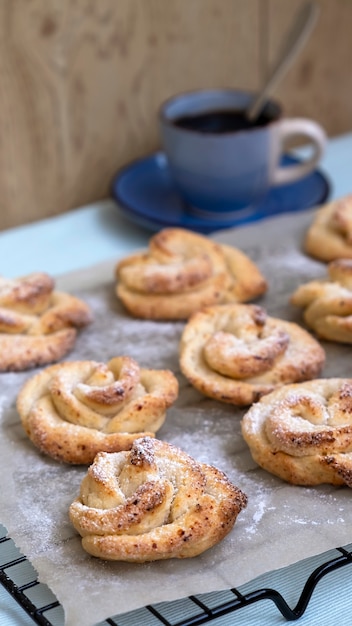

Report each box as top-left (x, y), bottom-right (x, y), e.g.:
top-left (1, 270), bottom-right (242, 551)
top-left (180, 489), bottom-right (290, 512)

top-left (0, 213), bottom-right (351, 625)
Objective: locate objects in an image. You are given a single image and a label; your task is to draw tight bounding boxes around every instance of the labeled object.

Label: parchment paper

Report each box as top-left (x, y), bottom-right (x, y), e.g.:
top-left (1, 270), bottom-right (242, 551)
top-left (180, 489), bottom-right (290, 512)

top-left (1, 209), bottom-right (351, 626)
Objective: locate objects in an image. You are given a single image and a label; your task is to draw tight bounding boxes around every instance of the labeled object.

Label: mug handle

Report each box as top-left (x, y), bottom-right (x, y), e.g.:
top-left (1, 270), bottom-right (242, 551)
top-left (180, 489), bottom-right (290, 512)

top-left (272, 118), bottom-right (327, 186)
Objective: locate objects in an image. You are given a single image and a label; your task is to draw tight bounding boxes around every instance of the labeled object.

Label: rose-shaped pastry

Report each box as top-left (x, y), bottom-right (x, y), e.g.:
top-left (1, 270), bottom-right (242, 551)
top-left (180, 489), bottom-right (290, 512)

top-left (69, 437), bottom-right (247, 561)
top-left (241, 378), bottom-right (352, 486)
top-left (180, 304), bottom-right (325, 406)
top-left (0, 272), bottom-right (92, 371)
top-left (291, 259), bottom-right (352, 343)
top-left (17, 356), bottom-right (178, 464)
top-left (304, 195), bottom-right (352, 261)
top-left (115, 227), bottom-right (267, 320)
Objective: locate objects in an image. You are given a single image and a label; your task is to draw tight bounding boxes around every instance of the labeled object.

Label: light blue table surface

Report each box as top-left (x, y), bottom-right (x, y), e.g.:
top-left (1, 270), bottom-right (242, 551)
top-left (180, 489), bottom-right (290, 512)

top-left (1, 135), bottom-right (352, 626)
top-left (1, 132), bottom-right (352, 279)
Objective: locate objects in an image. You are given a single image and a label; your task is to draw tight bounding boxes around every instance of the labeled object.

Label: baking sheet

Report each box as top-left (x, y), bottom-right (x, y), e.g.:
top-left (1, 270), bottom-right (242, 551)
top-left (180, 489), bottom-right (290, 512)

top-left (1, 209), bottom-right (351, 626)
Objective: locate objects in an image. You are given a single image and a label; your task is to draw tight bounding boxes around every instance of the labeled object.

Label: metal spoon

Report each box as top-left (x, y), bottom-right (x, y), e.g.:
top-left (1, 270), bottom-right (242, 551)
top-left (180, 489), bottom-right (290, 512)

top-left (246, 1), bottom-right (320, 122)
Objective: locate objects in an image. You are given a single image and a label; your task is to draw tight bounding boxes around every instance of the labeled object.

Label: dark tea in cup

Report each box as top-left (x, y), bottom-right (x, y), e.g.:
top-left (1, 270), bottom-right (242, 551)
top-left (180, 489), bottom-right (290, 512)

top-left (159, 89), bottom-right (326, 219)
top-left (173, 108), bottom-right (274, 134)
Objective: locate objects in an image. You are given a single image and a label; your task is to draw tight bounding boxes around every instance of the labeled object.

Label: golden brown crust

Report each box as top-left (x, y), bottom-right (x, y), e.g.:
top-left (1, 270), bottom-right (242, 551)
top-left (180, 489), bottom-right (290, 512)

top-left (17, 357), bottom-right (179, 464)
top-left (115, 228), bottom-right (267, 320)
top-left (291, 259), bottom-right (352, 343)
top-left (304, 195), bottom-right (352, 261)
top-left (69, 437), bottom-right (247, 561)
top-left (179, 304), bottom-right (325, 406)
top-left (241, 378), bottom-right (352, 486)
top-left (0, 272), bottom-right (92, 371)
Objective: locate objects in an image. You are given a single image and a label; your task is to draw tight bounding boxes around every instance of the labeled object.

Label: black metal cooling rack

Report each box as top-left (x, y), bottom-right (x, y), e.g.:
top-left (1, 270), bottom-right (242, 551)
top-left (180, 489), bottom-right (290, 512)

top-left (1, 523), bottom-right (352, 626)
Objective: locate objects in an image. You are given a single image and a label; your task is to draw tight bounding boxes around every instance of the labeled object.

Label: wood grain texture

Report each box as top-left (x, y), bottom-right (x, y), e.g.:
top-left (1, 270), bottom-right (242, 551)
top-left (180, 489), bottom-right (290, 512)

top-left (0, 0), bottom-right (260, 230)
top-left (266, 0), bottom-right (352, 135)
top-left (0, 0), bottom-right (351, 231)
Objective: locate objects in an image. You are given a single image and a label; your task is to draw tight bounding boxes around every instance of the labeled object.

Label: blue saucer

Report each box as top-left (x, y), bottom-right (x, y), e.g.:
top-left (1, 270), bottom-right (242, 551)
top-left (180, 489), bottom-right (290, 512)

top-left (111, 152), bottom-right (330, 234)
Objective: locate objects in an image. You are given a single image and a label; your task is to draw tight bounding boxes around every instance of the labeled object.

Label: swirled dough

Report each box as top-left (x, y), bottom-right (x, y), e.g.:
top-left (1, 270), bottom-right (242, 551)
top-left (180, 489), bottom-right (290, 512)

top-left (291, 259), bottom-right (352, 343)
top-left (115, 228), bottom-right (267, 319)
top-left (304, 195), bottom-right (352, 261)
top-left (69, 437), bottom-right (247, 561)
top-left (241, 378), bottom-right (352, 486)
top-left (179, 304), bottom-right (325, 406)
top-left (17, 356), bottom-right (179, 464)
top-left (0, 272), bottom-right (92, 371)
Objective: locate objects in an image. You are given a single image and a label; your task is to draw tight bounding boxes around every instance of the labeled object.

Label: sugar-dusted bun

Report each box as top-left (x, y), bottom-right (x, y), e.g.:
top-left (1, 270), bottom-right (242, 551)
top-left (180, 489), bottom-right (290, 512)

top-left (241, 378), bottom-right (352, 486)
top-left (180, 304), bottom-right (325, 406)
top-left (291, 258), bottom-right (352, 343)
top-left (69, 437), bottom-right (247, 561)
top-left (304, 195), bottom-right (352, 261)
top-left (115, 228), bottom-right (267, 320)
top-left (17, 356), bottom-right (178, 464)
top-left (0, 272), bottom-right (92, 371)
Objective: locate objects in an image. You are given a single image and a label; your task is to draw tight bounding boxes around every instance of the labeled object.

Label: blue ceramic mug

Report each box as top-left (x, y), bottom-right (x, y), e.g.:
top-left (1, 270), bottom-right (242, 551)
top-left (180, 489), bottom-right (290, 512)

top-left (159, 89), bottom-right (326, 219)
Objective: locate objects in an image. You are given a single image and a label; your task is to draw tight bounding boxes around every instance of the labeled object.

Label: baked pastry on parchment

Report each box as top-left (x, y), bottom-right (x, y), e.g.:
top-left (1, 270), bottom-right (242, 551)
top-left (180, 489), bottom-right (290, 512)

top-left (291, 259), bottom-right (352, 343)
top-left (115, 227), bottom-right (267, 320)
top-left (304, 195), bottom-right (352, 261)
top-left (0, 272), bottom-right (92, 371)
top-left (17, 356), bottom-right (178, 464)
top-left (180, 304), bottom-right (325, 406)
top-left (69, 436), bottom-right (247, 561)
top-left (241, 378), bottom-right (352, 487)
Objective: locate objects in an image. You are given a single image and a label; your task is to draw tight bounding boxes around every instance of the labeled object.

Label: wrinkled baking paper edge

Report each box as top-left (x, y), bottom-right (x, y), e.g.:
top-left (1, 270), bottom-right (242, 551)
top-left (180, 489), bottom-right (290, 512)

top-left (0, 209), bottom-right (351, 626)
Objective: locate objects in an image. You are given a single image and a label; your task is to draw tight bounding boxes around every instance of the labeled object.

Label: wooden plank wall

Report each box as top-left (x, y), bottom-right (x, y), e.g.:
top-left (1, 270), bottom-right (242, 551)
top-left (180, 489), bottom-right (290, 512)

top-left (0, 0), bottom-right (351, 231)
